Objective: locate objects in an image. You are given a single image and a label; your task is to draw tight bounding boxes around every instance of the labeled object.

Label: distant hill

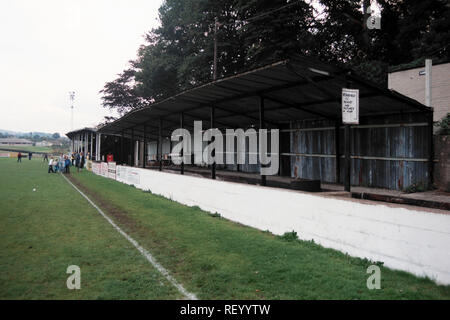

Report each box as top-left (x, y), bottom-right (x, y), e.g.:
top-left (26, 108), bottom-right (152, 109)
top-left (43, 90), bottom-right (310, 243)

top-left (0, 129), bottom-right (55, 138)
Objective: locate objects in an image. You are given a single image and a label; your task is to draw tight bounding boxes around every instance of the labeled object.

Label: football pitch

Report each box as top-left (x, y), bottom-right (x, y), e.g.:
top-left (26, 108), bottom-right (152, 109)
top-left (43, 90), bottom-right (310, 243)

top-left (1, 158), bottom-right (449, 299)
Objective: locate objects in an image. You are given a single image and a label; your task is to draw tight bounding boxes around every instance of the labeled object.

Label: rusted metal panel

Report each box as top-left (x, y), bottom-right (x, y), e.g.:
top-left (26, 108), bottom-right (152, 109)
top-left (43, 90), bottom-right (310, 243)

top-left (291, 113), bottom-right (429, 190)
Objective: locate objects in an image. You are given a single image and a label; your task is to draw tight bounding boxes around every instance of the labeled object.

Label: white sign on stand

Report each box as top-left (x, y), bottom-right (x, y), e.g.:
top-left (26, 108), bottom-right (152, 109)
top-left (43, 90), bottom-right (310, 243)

top-left (342, 88), bottom-right (359, 124)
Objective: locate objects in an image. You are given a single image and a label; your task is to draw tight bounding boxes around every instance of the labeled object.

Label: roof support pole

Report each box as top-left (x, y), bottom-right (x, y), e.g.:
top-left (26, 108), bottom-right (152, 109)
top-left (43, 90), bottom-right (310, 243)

top-left (335, 120), bottom-right (341, 183)
top-left (180, 112), bottom-right (184, 175)
top-left (159, 118), bottom-right (162, 171)
top-left (259, 96), bottom-right (266, 186)
top-left (428, 111), bottom-right (434, 188)
top-left (135, 140), bottom-right (139, 167)
top-left (130, 128), bottom-right (134, 166)
top-left (120, 131), bottom-right (124, 165)
top-left (98, 133), bottom-right (102, 161)
top-left (97, 133), bottom-right (100, 161)
top-left (93, 134), bottom-right (96, 160)
top-left (143, 126), bottom-right (146, 169)
top-left (211, 106), bottom-right (216, 179)
top-left (90, 132), bottom-right (93, 159)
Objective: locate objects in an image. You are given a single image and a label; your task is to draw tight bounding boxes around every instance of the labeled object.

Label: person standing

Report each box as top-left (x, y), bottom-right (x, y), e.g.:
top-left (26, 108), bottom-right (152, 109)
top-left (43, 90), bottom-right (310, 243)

top-left (55, 157), bottom-right (60, 172)
top-left (59, 154), bottom-right (64, 173)
top-left (28, 152), bottom-right (32, 160)
top-left (76, 152), bottom-right (81, 172)
top-left (80, 152), bottom-right (85, 171)
top-left (64, 156), bottom-right (71, 174)
top-left (17, 152), bottom-right (22, 162)
top-left (43, 153), bottom-right (48, 162)
top-left (48, 158), bottom-right (54, 173)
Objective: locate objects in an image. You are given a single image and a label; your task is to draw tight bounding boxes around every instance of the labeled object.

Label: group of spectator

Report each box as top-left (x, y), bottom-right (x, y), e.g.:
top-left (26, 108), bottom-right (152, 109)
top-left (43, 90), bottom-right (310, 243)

top-left (47, 152), bottom-right (88, 174)
top-left (16, 150), bottom-right (91, 175)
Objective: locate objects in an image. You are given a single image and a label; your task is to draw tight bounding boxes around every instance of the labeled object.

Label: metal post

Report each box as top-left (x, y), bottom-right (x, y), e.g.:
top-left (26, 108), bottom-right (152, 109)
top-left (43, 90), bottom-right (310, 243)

top-left (90, 133), bottom-right (93, 159)
top-left (180, 113), bottom-right (184, 175)
top-left (169, 138), bottom-right (172, 167)
top-left (98, 133), bottom-right (102, 161)
top-left (343, 80), bottom-right (353, 192)
top-left (135, 140), bottom-right (139, 167)
top-left (362, 0), bottom-right (370, 50)
top-left (211, 17), bottom-right (218, 180)
top-left (259, 96), bottom-right (266, 186)
top-left (211, 106), bottom-right (216, 179)
top-left (213, 17), bottom-right (218, 81)
top-left (143, 126), bottom-right (146, 168)
top-left (159, 119), bottom-right (162, 171)
top-left (130, 129), bottom-right (134, 166)
top-left (120, 132), bottom-right (124, 164)
top-left (95, 134), bottom-right (98, 161)
top-left (344, 124), bottom-right (351, 192)
top-left (335, 120), bottom-right (341, 183)
top-left (98, 133), bottom-right (100, 161)
top-left (425, 59), bottom-right (432, 107)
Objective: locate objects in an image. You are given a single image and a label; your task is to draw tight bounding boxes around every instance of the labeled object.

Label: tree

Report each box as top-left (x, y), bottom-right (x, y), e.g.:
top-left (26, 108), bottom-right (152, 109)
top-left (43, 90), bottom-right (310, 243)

top-left (100, 0), bottom-right (450, 114)
top-left (52, 133), bottom-right (60, 139)
top-left (100, 69), bottom-right (146, 116)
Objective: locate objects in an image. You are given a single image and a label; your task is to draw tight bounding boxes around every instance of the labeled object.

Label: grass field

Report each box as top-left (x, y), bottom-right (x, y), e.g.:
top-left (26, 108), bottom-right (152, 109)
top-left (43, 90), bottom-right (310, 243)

top-left (0, 145), bottom-right (53, 153)
top-left (1, 158), bottom-right (450, 299)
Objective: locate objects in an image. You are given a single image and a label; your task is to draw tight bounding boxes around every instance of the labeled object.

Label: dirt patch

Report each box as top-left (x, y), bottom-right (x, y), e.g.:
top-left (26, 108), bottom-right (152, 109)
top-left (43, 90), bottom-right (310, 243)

top-left (66, 173), bottom-right (155, 238)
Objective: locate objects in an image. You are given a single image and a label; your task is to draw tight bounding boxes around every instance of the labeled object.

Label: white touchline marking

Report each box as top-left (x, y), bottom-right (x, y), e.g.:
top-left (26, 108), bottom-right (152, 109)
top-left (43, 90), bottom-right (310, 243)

top-left (61, 174), bottom-right (197, 300)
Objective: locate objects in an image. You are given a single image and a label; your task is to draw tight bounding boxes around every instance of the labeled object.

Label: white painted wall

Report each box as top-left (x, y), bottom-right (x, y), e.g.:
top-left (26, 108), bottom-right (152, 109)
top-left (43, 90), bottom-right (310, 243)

top-left (101, 165), bottom-right (450, 285)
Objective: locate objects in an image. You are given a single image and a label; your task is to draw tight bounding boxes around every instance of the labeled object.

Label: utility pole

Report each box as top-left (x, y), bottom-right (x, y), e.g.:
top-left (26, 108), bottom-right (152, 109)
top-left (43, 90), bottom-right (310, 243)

top-left (362, 0), bottom-right (371, 50)
top-left (69, 91), bottom-right (75, 131)
top-left (211, 17), bottom-right (219, 179)
top-left (213, 17), bottom-right (219, 81)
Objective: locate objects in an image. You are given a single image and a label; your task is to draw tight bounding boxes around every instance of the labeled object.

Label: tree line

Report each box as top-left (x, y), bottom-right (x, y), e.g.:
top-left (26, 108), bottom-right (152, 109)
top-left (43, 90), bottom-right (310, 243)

top-left (100, 0), bottom-right (450, 120)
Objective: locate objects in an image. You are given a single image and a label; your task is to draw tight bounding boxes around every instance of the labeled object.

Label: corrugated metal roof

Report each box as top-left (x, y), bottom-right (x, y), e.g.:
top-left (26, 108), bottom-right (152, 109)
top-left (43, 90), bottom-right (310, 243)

top-left (66, 127), bottom-right (97, 139)
top-left (98, 57), bottom-right (431, 141)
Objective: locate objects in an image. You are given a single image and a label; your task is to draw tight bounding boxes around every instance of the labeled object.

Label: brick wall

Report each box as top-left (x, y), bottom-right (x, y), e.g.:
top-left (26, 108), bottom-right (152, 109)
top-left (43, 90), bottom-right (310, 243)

top-left (434, 135), bottom-right (450, 191)
top-left (388, 62), bottom-right (450, 122)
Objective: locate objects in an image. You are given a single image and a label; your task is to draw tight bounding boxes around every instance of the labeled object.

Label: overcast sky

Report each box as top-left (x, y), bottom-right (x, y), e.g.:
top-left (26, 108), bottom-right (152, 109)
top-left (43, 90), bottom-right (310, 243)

top-left (0, 0), bottom-right (163, 135)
